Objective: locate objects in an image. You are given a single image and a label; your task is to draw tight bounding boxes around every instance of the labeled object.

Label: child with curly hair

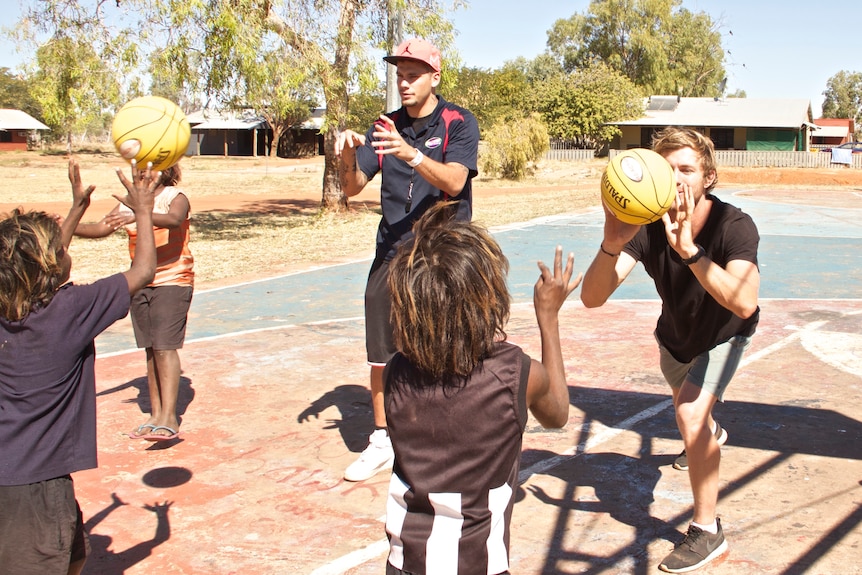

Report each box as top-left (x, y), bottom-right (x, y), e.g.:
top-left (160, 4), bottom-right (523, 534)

top-left (0, 159), bottom-right (157, 574)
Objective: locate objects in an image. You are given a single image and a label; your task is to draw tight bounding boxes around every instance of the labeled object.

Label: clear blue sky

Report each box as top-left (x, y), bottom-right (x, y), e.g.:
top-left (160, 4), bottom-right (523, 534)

top-left (2, 1), bottom-right (859, 118)
top-left (452, 0), bottom-right (862, 117)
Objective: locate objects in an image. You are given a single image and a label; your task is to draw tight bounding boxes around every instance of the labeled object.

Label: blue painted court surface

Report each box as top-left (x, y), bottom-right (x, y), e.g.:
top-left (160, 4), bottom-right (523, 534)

top-left (96, 190), bottom-right (862, 354)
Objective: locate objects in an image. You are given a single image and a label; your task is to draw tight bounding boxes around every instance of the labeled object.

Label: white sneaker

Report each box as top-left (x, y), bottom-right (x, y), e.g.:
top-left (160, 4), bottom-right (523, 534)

top-left (343, 429), bottom-right (394, 482)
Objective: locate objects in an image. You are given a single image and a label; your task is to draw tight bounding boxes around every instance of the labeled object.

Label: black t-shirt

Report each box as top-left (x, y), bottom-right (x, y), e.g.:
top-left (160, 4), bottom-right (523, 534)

top-left (623, 195), bottom-right (760, 362)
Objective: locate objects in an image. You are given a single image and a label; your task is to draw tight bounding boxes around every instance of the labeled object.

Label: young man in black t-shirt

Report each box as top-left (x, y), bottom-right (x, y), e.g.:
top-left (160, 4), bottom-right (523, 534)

top-left (581, 127), bottom-right (760, 573)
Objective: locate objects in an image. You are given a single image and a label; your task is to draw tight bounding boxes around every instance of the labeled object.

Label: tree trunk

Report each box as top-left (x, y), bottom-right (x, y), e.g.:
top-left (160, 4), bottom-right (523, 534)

top-left (320, 0), bottom-right (359, 212)
top-left (321, 126), bottom-right (349, 211)
top-left (270, 125), bottom-right (284, 158)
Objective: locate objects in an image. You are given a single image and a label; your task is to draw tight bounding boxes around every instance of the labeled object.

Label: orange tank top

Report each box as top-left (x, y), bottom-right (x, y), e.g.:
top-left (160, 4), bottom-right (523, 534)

top-left (121, 186), bottom-right (194, 287)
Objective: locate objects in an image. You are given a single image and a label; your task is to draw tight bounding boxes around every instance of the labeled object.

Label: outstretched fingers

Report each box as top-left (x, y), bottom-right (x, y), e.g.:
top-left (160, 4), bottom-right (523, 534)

top-left (112, 160), bottom-right (158, 211)
top-left (535, 246), bottom-right (581, 316)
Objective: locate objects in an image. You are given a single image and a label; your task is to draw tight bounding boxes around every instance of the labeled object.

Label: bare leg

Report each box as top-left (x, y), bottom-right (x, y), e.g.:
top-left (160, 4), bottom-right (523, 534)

top-left (67, 557), bottom-right (85, 575)
top-left (148, 349), bottom-right (181, 437)
top-left (131, 349), bottom-right (159, 436)
top-left (673, 380), bottom-right (720, 525)
top-left (370, 365), bottom-right (387, 428)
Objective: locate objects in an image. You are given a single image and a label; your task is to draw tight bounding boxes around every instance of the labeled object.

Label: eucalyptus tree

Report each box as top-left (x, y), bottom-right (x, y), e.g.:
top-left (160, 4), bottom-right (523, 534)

top-left (821, 70), bottom-right (862, 129)
top-left (546, 0), bottom-right (725, 97)
top-left (10, 0), bottom-right (462, 210)
top-left (535, 62), bottom-right (643, 149)
top-left (10, 0), bottom-right (138, 147)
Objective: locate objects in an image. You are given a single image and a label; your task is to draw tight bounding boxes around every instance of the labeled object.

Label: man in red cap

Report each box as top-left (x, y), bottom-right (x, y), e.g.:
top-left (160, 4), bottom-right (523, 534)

top-left (335, 38), bottom-right (480, 482)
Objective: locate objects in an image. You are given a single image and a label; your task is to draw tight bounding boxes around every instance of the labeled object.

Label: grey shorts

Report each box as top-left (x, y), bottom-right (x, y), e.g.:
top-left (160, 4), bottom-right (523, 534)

top-left (130, 285), bottom-right (193, 350)
top-left (0, 475), bottom-right (89, 573)
top-left (658, 334), bottom-right (753, 402)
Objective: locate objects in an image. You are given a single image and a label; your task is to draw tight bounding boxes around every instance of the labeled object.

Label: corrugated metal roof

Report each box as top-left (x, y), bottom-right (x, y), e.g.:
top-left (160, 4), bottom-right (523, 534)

top-left (812, 125), bottom-right (850, 138)
top-left (187, 108), bottom-right (324, 131)
top-left (0, 109), bottom-right (50, 130)
top-left (615, 97), bottom-right (812, 129)
top-left (192, 117), bottom-right (267, 130)
top-left (296, 107), bottom-right (325, 130)
top-left (186, 109), bottom-right (267, 130)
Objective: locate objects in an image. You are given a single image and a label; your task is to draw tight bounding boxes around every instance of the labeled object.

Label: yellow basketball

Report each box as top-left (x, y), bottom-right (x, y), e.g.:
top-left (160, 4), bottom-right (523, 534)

top-left (601, 148), bottom-right (676, 225)
top-left (111, 96), bottom-right (190, 172)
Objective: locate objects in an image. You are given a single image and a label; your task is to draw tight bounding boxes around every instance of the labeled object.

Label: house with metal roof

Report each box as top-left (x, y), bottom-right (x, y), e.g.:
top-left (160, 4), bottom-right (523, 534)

top-left (610, 96), bottom-right (814, 152)
top-left (185, 108), bottom-right (324, 157)
top-left (186, 109), bottom-right (269, 156)
top-left (0, 109), bottom-right (50, 151)
top-left (811, 118), bottom-right (855, 149)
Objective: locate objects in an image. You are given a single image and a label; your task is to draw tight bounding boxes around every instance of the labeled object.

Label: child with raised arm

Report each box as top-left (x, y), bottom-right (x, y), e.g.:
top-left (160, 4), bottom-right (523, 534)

top-left (382, 202), bottom-right (581, 575)
top-left (75, 163), bottom-right (193, 442)
top-left (0, 159), bottom-right (157, 575)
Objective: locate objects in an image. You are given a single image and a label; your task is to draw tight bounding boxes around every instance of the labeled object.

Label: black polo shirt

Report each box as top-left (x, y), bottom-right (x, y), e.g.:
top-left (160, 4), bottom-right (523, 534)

top-left (356, 96), bottom-right (480, 261)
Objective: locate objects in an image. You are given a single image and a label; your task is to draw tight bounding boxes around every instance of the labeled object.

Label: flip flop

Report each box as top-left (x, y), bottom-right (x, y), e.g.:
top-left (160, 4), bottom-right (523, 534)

top-left (129, 424), bottom-right (156, 439)
top-left (141, 426), bottom-right (180, 442)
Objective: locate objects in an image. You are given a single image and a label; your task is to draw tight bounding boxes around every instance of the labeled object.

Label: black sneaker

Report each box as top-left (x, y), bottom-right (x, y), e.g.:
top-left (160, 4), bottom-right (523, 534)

top-left (659, 518), bottom-right (728, 573)
top-left (673, 423), bottom-right (728, 471)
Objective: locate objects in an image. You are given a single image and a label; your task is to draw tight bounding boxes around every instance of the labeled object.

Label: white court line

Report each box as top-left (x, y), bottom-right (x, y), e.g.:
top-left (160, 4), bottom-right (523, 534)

top-left (96, 315), bottom-right (365, 359)
top-left (312, 317), bottom-right (831, 574)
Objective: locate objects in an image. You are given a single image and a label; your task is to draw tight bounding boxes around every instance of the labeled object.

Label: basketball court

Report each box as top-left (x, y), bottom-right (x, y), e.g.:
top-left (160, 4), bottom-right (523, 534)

top-left (75, 188), bottom-right (862, 574)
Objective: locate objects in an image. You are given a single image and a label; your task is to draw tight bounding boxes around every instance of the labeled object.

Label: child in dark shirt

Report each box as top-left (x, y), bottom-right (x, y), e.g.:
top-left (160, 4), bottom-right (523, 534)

top-left (0, 159), bottom-right (158, 575)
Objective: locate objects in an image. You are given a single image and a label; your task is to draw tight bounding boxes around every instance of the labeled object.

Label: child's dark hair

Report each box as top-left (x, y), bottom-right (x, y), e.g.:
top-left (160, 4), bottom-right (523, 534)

top-left (0, 210), bottom-right (66, 321)
top-left (388, 202), bottom-right (510, 381)
top-left (160, 163), bottom-right (181, 187)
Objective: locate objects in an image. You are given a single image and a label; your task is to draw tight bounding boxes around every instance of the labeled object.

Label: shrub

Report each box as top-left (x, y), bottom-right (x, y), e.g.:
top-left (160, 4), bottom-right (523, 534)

top-left (480, 114), bottom-right (549, 180)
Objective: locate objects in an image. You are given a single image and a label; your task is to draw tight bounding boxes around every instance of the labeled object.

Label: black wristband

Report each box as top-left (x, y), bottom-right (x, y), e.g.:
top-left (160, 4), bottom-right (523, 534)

top-left (681, 244), bottom-right (706, 265)
top-left (600, 243), bottom-right (619, 258)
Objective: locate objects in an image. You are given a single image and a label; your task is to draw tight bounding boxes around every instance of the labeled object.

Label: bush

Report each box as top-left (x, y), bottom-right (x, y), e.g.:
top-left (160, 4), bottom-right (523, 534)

top-left (480, 114), bottom-right (550, 180)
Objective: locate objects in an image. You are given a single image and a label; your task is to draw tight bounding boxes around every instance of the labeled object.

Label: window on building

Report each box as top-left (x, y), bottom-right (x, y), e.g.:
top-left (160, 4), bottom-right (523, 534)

top-left (710, 128), bottom-right (734, 150)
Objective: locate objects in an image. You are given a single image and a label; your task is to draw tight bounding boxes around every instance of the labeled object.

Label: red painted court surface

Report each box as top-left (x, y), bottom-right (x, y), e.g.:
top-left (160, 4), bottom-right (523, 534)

top-left (74, 192), bottom-right (862, 575)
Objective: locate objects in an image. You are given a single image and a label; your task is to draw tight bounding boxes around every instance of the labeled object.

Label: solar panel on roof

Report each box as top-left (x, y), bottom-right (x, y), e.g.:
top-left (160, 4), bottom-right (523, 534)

top-left (647, 96), bottom-right (680, 111)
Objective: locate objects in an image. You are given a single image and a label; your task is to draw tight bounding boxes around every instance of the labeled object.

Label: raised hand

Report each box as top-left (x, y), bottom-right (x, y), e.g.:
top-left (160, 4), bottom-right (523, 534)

top-left (67, 158), bottom-right (96, 211)
top-left (114, 160), bottom-right (157, 215)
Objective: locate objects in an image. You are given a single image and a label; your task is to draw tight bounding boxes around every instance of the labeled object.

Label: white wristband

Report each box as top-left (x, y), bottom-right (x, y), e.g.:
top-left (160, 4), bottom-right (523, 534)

top-left (407, 149), bottom-right (424, 167)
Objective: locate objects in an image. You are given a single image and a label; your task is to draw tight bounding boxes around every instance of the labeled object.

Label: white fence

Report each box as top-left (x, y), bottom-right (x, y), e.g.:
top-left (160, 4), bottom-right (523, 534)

top-left (546, 148), bottom-right (862, 169)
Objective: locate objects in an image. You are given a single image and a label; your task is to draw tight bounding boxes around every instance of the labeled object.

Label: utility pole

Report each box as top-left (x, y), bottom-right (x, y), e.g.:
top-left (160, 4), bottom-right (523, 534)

top-left (385, 1), bottom-right (403, 113)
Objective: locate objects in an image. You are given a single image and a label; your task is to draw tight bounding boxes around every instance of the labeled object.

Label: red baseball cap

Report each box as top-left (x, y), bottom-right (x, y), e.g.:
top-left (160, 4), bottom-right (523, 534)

top-left (383, 38), bottom-right (441, 73)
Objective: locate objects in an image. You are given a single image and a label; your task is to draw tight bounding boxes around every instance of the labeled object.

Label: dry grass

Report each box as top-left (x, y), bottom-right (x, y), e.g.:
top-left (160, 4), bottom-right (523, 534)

top-left (0, 148), bottom-right (604, 289)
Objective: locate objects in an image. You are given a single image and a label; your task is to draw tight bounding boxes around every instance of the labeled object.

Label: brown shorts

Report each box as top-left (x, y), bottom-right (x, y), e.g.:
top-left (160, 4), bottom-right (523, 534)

top-left (0, 475), bottom-right (89, 573)
top-left (130, 285), bottom-right (193, 350)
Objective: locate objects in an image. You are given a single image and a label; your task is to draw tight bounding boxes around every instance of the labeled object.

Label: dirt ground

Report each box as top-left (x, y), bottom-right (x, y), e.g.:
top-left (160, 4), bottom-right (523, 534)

top-left (185, 163), bottom-right (862, 213)
top-left (3, 151), bottom-right (862, 216)
top-left (175, 163), bottom-right (862, 214)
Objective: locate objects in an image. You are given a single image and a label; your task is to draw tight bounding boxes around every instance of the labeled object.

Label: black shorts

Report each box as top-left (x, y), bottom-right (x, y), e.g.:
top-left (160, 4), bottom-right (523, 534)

top-left (0, 475), bottom-right (89, 573)
top-left (130, 285), bottom-right (193, 350)
top-left (365, 258), bottom-right (396, 365)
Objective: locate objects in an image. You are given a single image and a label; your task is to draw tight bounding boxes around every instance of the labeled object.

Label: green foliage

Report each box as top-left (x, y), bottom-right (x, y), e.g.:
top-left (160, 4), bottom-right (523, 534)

top-left (536, 62), bottom-right (643, 148)
top-left (347, 85), bottom-right (386, 132)
top-left (0, 68), bottom-right (42, 119)
top-left (481, 114), bottom-right (549, 180)
top-left (29, 36), bottom-right (120, 142)
top-left (546, 0), bottom-right (725, 97)
top-left (448, 65), bottom-right (533, 134)
top-left (821, 70), bottom-right (862, 129)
